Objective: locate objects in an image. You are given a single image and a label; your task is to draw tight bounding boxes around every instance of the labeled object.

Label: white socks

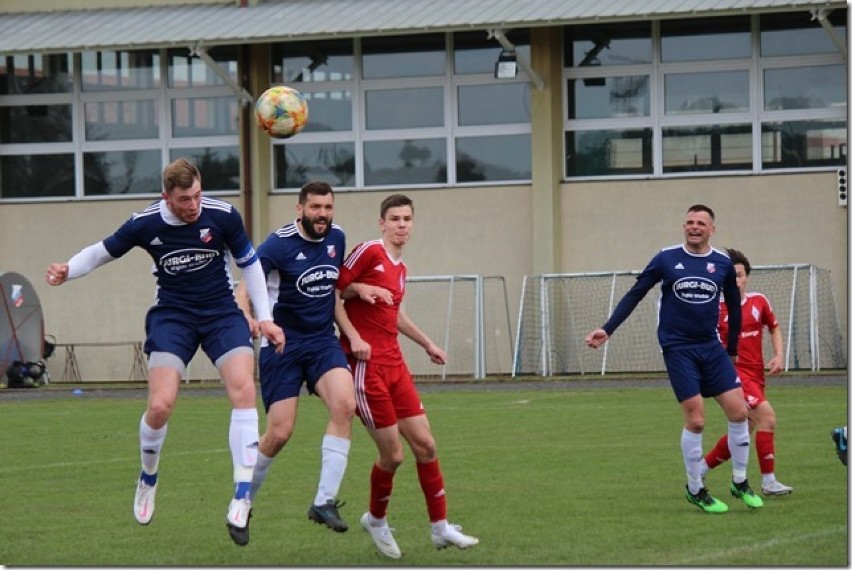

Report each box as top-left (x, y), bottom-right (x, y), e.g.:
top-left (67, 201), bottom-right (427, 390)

top-left (229, 408), bottom-right (259, 484)
top-left (681, 428), bottom-right (704, 494)
top-left (727, 420), bottom-right (750, 483)
top-left (314, 434), bottom-right (351, 505)
top-left (139, 414), bottom-right (167, 476)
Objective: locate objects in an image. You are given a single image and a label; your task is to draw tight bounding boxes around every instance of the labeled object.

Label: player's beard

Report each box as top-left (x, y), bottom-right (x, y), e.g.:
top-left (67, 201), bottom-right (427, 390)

top-left (302, 215), bottom-right (331, 239)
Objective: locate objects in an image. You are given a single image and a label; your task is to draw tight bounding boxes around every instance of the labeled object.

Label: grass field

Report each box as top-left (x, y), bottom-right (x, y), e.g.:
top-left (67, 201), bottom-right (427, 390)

top-left (0, 381), bottom-right (847, 566)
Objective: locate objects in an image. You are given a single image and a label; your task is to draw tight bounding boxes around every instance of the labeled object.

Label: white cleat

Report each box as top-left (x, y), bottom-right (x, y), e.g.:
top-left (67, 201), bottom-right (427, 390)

top-left (431, 523), bottom-right (479, 550)
top-left (133, 477), bottom-right (157, 525)
top-left (226, 497), bottom-right (252, 546)
top-left (761, 480), bottom-right (794, 496)
top-left (360, 512), bottom-right (402, 559)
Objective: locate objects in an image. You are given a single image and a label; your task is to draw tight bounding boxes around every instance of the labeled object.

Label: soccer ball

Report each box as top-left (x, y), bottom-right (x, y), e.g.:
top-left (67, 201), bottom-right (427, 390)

top-left (255, 85), bottom-right (309, 139)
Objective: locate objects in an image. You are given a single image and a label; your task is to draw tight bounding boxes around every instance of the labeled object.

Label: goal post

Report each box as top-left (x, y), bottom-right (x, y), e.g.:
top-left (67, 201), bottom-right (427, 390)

top-left (513, 265), bottom-right (847, 377)
top-left (400, 275), bottom-right (514, 380)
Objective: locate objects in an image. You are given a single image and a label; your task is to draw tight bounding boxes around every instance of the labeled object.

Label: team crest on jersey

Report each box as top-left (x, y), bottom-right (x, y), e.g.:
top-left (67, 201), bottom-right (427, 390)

top-left (706, 262), bottom-right (716, 273)
top-left (199, 228), bottom-right (213, 243)
top-left (327, 245), bottom-right (336, 258)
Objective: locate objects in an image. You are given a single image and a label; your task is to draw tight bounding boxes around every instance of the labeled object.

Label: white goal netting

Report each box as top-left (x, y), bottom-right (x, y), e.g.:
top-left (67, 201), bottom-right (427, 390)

top-left (513, 265), bottom-right (847, 376)
top-left (400, 275), bottom-right (514, 380)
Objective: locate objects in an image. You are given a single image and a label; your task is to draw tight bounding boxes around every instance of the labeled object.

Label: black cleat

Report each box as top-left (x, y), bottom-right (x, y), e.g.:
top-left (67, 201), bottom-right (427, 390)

top-left (308, 499), bottom-right (348, 532)
top-left (226, 501), bottom-right (252, 547)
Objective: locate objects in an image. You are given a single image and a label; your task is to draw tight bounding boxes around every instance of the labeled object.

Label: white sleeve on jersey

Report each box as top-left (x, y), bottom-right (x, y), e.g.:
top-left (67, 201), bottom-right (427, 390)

top-left (67, 241), bottom-right (116, 279)
top-left (241, 259), bottom-right (273, 322)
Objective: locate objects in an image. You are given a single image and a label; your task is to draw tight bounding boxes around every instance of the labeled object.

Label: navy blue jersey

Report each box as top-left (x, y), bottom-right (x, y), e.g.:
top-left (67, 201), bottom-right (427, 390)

top-left (257, 220), bottom-right (345, 337)
top-left (603, 245), bottom-right (742, 355)
top-left (102, 198), bottom-right (256, 314)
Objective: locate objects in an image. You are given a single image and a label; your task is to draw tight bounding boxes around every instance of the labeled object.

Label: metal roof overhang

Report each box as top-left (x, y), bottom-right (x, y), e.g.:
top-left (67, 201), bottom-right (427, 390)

top-left (0, 0), bottom-right (846, 55)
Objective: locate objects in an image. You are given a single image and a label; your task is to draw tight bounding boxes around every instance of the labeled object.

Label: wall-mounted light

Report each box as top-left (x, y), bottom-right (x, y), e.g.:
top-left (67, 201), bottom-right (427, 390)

top-left (495, 49), bottom-right (518, 79)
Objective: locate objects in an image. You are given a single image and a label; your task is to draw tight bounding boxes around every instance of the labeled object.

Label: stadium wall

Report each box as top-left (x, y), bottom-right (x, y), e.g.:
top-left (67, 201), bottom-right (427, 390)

top-left (2, 172), bottom-right (843, 381)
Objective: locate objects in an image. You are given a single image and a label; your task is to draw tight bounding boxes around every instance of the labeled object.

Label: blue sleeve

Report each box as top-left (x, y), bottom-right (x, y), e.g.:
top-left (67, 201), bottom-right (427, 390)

top-left (722, 264), bottom-right (741, 356)
top-left (102, 216), bottom-right (140, 258)
top-left (602, 254), bottom-right (662, 337)
top-left (224, 207), bottom-right (257, 268)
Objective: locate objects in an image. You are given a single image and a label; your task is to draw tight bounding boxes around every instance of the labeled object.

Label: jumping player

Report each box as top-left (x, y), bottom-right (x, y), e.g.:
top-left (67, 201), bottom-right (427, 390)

top-left (335, 194), bottom-right (479, 559)
top-left (699, 248), bottom-right (793, 496)
top-left (235, 181), bottom-right (355, 533)
top-left (585, 204), bottom-right (763, 513)
top-left (45, 158), bottom-right (284, 546)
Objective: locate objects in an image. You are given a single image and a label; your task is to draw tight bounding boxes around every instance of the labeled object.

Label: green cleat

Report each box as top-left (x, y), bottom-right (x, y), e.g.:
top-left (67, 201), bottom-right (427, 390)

top-left (730, 479), bottom-right (764, 509)
top-left (685, 486), bottom-right (729, 513)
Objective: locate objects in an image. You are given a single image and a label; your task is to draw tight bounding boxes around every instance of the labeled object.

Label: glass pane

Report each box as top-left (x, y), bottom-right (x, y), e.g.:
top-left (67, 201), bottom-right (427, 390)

top-left (0, 104), bottom-right (72, 143)
top-left (0, 154), bottom-right (74, 198)
top-left (764, 65), bottom-right (847, 110)
top-left (364, 138), bottom-right (447, 185)
top-left (661, 17), bottom-right (751, 62)
top-left (566, 129), bottom-right (652, 176)
top-left (85, 100), bottom-right (159, 141)
top-left (0, 53), bottom-right (71, 94)
top-left (274, 142), bottom-right (355, 188)
top-left (456, 134), bottom-right (531, 182)
top-left (362, 34), bottom-right (445, 79)
top-left (761, 10), bottom-right (848, 56)
top-left (665, 71), bottom-right (749, 115)
top-left (565, 22), bottom-right (652, 67)
top-left (458, 83), bottom-right (530, 126)
top-left (301, 90), bottom-right (352, 132)
top-left (81, 50), bottom-right (160, 91)
top-left (168, 46), bottom-right (238, 87)
top-left (365, 87), bottom-right (443, 130)
top-left (762, 120), bottom-right (847, 168)
top-left (272, 39), bottom-right (354, 83)
top-left (170, 147), bottom-right (240, 191)
top-left (172, 96), bottom-right (239, 137)
top-left (568, 76), bottom-right (650, 119)
top-left (662, 124), bottom-right (752, 172)
top-left (454, 29), bottom-right (530, 74)
top-left (83, 150), bottom-right (162, 196)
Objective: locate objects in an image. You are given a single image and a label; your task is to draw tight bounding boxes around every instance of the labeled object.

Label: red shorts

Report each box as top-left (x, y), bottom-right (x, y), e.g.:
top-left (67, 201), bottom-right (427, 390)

top-left (738, 365), bottom-right (767, 410)
top-left (348, 357), bottom-right (424, 429)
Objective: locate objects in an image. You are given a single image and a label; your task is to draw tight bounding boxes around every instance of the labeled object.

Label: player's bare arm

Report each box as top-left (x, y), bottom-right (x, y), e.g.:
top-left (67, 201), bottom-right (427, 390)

top-left (766, 325), bottom-right (784, 374)
top-left (234, 280), bottom-right (260, 339)
top-left (341, 282), bottom-right (393, 305)
top-left (398, 308), bottom-right (446, 365)
top-left (335, 291), bottom-right (371, 360)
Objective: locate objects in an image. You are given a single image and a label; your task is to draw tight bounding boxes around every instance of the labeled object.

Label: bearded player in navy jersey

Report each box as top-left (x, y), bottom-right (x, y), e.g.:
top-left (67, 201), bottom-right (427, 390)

top-left (235, 181), bottom-right (357, 534)
top-left (45, 158), bottom-right (285, 546)
top-left (586, 204), bottom-right (763, 513)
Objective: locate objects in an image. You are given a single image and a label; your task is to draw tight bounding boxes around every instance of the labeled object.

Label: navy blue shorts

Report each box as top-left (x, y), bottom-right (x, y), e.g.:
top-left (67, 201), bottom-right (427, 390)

top-left (143, 305), bottom-right (252, 366)
top-left (663, 343), bottom-right (741, 402)
top-left (258, 334), bottom-right (350, 412)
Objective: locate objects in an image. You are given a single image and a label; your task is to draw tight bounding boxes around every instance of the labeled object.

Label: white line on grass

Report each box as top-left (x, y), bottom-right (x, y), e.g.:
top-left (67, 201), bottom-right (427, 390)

top-left (0, 448), bottom-right (229, 474)
top-left (669, 525), bottom-right (846, 565)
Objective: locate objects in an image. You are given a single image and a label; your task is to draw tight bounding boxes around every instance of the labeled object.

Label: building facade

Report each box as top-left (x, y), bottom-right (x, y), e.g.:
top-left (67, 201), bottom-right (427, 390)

top-left (0, 0), bottom-right (847, 379)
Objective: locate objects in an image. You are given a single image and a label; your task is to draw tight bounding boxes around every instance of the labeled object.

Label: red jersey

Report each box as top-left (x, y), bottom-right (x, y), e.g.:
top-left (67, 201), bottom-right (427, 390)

top-left (337, 239), bottom-right (407, 365)
top-left (719, 292), bottom-right (779, 373)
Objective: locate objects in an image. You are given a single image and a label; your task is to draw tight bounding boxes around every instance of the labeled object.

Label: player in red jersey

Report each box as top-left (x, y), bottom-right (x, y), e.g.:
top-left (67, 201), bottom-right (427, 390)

top-left (335, 194), bottom-right (478, 559)
top-left (699, 248), bottom-right (793, 496)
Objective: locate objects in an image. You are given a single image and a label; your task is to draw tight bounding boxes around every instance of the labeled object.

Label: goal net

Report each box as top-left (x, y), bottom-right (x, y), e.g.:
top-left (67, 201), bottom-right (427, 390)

top-left (399, 275), bottom-right (514, 380)
top-left (513, 265), bottom-right (847, 376)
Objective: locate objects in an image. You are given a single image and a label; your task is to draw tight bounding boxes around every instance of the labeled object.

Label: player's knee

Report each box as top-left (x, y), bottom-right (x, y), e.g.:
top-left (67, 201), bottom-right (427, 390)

top-left (147, 399), bottom-right (175, 424)
top-left (328, 396), bottom-right (356, 422)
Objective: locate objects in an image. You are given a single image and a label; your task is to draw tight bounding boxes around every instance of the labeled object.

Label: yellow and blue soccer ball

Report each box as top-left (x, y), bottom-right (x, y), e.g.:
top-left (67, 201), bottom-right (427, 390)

top-left (255, 85), bottom-right (309, 139)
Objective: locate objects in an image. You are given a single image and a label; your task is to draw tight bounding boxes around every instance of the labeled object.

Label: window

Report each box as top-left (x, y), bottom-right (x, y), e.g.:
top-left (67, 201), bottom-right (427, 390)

top-left (564, 10), bottom-right (847, 178)
top-left (0, 46), bottom-right (241, 199)
top-left (268, 31), bottom-right (532, 190)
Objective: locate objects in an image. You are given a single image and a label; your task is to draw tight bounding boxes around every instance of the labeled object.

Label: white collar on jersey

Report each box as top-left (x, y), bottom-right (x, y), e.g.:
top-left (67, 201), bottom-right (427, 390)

top-left (160, 199), bottom-right (201, 226)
